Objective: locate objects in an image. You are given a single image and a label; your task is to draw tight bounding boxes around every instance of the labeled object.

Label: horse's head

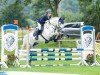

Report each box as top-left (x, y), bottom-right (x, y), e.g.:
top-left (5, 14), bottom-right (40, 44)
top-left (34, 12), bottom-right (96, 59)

top-left (58, 17), bottom-right (64, 25)
top-left (49, 17), bottom-right (64, 27)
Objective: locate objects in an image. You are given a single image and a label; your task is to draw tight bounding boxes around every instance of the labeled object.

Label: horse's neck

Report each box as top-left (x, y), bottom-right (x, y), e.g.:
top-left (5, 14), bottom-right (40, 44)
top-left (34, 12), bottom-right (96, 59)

top-left (49, 17), bottom-right (59, 26)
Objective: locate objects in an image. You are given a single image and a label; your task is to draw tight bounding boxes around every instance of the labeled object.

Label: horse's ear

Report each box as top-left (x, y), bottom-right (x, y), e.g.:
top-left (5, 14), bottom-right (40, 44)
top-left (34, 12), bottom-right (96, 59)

top-left (59, 17), bottom-right (64, 24)
top-left (60, 17), bottom-right (65, 20)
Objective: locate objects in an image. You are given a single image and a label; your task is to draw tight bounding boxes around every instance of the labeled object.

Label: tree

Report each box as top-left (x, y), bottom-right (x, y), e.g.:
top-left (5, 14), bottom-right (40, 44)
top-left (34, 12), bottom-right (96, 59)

top-left (23, 0), bottom-right (61, 21)
top-left (58, 0), bottom-right (83, 22)
top-left (45, 0), bottom-right (61, 16)
top-left (78, 0), bottom-right (100, 33)
top-left (0, 0), bottom-right (30, 27)
top-left (30, 0), bottom-right (61, 20)
top-left (31, 0), bottom-right (47, 20)
top-left (61, 11), bottom-right (83, 22)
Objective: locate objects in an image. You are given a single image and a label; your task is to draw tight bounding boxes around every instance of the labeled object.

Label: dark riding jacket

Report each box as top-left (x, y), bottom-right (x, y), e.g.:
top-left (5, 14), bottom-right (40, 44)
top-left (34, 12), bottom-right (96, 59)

top-left (38, 14), bottom-right (51, 25)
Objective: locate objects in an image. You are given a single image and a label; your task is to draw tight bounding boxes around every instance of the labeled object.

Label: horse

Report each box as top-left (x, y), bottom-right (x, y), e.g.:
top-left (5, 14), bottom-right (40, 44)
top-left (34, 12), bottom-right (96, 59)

top-left (22, 17), bottom-right (64, 50)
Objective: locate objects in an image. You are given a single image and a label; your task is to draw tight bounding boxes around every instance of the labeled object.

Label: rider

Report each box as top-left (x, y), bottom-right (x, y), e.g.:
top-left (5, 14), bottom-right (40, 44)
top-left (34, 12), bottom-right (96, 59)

top-left (35, 9), bottom-right (52, 40)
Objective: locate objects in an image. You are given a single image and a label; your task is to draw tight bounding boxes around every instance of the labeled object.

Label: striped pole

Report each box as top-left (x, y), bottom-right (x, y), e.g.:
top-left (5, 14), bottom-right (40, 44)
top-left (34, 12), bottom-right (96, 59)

top-left (29, 48), bottom-right (82, 66)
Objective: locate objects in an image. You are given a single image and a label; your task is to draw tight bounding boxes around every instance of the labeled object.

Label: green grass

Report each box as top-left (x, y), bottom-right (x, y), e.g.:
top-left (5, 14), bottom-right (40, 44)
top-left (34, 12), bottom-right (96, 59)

top-left (34, 41), bottom-right (76, 48)
top-left (1, 54), bottom-right (100, 75)
top-left (1, 66), bottom-right (100, 75)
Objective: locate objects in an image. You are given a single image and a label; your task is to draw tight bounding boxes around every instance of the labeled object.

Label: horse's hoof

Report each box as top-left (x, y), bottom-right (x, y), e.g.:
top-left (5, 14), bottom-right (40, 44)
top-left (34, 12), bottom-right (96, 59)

top-left (45, 40), bottom-right (49, 43)
top-left (33, 42), bottom-right (38, 46)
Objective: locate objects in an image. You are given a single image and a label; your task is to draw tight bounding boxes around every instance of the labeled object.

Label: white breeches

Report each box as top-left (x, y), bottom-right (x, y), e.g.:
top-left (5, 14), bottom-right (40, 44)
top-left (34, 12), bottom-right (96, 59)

top-left (37, 22), bottom-right (41, 30)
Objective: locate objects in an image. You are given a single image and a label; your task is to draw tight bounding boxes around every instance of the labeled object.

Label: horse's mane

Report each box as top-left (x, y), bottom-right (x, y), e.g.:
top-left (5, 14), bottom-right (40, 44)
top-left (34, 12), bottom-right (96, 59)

top-left (50, 17), bottom-right (60, 25)
top-left (50, 17), bottom-right (60, 21)
top-left (44, 17), bottom-right (60, 26)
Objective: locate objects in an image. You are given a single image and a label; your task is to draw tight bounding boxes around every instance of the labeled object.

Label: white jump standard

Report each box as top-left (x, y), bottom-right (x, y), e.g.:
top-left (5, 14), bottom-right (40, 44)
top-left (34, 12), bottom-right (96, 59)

top-left (80, 26), bottom-right (99, 66)
top-left (1, 24), bottom-right (19, 68)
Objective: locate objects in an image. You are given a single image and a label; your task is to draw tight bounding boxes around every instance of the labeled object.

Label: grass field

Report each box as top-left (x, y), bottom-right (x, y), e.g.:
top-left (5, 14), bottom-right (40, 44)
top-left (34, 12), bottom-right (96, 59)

top-left (1, 65), bottom-right (100, 75)
top-left (0, 30), bottom-right (100, 75)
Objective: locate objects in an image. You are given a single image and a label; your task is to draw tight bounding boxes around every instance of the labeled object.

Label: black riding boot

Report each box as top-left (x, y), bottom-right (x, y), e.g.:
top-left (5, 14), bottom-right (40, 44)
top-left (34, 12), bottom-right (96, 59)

top-left (35, 30), bottom-right (41, 40)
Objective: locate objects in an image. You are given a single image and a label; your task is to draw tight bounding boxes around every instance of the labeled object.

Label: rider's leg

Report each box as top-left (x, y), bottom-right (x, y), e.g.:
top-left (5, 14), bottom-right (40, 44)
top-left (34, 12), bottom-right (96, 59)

top-left (35, 23), bottom-right (49, 43)
top-left (35, 23), bottom-right (41, 40)
top-left (37, 22), bottom-right (42, 34)
top-left (41, 24), bottom-right (49, 43)
top-left (41, 24), bottom-right (44, 33)
top-left (38, 22), bottom-right (41, 30)
top-left (37, 22), bottom-right (44, 34)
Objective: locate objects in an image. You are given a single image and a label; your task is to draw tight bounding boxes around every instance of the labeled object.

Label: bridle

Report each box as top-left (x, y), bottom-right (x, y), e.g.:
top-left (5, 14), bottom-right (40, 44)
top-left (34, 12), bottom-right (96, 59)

top-left (47, 19), bottom-right (61, 33)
